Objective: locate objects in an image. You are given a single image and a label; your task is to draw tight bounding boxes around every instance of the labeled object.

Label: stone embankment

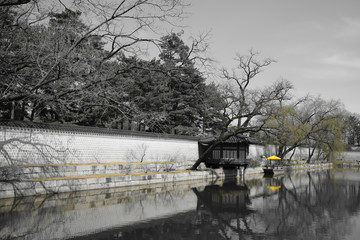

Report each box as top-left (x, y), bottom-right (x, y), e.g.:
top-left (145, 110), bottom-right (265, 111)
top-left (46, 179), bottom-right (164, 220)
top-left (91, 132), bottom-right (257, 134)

top-left (0, 162), bottom-right (333, 199)
top-left (0, 162), bottom-right (225, 199)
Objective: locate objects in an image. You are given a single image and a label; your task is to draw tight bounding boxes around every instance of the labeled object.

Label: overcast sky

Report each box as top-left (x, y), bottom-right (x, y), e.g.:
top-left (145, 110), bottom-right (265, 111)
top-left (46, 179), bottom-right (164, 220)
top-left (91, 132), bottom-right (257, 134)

top-left (183, 0), bottom-right (360, 114)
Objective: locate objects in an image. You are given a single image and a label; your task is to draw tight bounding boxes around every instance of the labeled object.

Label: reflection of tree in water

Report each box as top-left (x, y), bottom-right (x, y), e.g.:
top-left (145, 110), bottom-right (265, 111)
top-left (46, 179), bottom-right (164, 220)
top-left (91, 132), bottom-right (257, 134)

top-left (193, 170), bottom-right (360, 240)
top-left (75, 174), bottom-right (258, 240)
top-left (262, 170), bottom-right (360, 240)
top-left (0, 194), bottom-right (75, 240)
top-left (122, 187), bottom-right (181, 222)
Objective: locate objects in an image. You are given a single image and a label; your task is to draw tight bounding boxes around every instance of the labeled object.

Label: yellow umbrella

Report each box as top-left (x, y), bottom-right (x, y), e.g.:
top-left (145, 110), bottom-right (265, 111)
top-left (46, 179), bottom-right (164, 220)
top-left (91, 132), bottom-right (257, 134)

top-left (267, 185), bottom-right (281, 191)
top-left (267, 155), bottom-right (281, 160)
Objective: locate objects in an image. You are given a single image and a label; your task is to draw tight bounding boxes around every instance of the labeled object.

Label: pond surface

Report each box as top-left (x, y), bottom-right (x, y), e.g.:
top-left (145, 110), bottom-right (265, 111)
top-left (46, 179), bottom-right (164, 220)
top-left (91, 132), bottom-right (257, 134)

top-left (1, 168), bottom-right (360, 240)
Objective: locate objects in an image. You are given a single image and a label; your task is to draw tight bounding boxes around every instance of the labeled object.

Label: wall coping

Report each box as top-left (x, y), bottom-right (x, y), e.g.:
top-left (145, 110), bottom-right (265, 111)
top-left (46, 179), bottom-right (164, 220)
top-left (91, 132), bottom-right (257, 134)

top-left (0, 120), bottom-right (200, 141)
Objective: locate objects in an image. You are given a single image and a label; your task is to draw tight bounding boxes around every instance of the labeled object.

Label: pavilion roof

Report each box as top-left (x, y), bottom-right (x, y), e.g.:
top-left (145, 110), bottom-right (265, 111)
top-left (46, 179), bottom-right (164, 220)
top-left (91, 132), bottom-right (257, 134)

top-left (199, 133), bottom-right (261, 145)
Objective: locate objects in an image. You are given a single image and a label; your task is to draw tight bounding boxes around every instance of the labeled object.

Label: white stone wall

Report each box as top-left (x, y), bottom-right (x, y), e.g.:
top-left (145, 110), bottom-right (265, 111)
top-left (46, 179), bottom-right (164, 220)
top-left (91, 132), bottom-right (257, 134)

top-left (0, 127), bottom-right (199, 166)
top-left (248, 144), bottom-right (321, 161)
top-left (284, 146), bottom-right (313, 160)
top-left (248, 144), bottom-right (277, 159)
top-left (341, 151), bottom-right (360, 162)
top-left (249, 144), bottom-right (264, 159)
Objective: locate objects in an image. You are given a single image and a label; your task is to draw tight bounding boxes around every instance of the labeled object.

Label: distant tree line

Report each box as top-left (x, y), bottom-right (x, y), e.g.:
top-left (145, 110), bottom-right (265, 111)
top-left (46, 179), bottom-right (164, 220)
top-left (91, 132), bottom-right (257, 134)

top-left (343, 114), bottom-right (360, 147)
top-left (1, 1), bottom-right (359, 168)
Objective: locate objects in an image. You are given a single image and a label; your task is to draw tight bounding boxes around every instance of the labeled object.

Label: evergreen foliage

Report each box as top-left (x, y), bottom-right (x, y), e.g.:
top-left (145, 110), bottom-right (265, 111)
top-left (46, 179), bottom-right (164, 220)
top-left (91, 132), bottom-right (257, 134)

top-left (0, 7), bottom-right (223, 136)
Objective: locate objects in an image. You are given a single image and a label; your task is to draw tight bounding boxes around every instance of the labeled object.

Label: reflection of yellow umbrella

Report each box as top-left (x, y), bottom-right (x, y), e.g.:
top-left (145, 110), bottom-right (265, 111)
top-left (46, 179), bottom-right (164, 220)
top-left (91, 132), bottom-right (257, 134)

top-left (267, 185), bottom-right (281, 191)
top-left (267, 155), bottom-right (281, 160)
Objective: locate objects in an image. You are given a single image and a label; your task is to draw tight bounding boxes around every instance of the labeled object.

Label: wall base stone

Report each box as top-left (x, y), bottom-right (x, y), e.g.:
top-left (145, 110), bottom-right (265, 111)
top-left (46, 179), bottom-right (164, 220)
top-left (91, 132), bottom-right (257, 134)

top-left (0, 169), bottom-right (227, 199)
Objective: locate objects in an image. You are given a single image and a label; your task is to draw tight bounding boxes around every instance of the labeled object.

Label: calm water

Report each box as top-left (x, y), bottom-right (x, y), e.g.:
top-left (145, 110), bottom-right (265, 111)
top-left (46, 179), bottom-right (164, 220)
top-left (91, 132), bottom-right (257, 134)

top-left (1, 168), bottom-right (360, 240)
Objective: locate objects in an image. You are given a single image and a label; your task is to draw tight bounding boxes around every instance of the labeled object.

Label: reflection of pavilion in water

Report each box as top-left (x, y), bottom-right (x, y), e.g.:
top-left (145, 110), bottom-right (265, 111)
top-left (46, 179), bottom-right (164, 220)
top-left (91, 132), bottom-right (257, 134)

top-left (194, 173), bottom-right (253, 217)
top-left (193, 180), bottom-right (256, 238)
top-left (192, 171), bottom-right (267, 239)
top-left (195, 183), bottom-right (252, 215)
top-left (70, 172), bottom-right (287, 240)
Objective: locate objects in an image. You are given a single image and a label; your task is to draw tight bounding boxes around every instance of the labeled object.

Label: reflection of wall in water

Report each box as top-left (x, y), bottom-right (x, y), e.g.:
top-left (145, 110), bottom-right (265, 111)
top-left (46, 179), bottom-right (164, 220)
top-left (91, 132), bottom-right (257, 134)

top-left (0, 180), bottom-right (206, 240)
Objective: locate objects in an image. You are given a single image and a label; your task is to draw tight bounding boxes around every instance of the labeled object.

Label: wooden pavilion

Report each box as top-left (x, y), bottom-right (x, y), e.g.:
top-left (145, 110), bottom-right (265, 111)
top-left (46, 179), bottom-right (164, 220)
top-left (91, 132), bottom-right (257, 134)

top-left (199, 134), bottom-right (259, 169)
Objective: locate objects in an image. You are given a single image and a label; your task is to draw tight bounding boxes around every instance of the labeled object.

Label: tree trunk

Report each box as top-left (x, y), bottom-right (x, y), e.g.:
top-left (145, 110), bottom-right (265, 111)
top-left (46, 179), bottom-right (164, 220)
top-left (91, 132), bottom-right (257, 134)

top-left (278, 145), bottom-right (284, 158)
top-left (30, 103), bottom-right (37, 121)
top-left (189, 130), bottom-right (238, 170)
top-left (289, 149), bottom-right (296, 160)
top-left (21, 101), bottom-right (25, 120)
top-left (188, 139), bottom-right (221, 170)
top-left (308, 145), bottom-right (316, 163)
top-left (10, 101), bottom-right (15, 120)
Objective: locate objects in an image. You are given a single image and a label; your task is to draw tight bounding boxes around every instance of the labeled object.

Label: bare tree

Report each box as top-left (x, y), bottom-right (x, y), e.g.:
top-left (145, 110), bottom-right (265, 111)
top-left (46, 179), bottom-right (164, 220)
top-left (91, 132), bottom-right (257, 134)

top-left (190, 50), bottom-right (293, 169)
top-left (0, 0), bottom-right (189, 105)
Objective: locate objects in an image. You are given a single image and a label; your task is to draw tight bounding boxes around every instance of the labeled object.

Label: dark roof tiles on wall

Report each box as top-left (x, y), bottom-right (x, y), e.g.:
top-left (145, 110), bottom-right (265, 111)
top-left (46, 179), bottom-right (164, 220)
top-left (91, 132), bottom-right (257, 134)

top-left (0, 120), bottom-right (200, 141)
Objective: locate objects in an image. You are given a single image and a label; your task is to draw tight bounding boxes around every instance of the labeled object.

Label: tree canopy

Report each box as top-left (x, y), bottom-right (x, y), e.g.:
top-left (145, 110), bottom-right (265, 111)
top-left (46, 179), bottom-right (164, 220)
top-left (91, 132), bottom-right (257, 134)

top-left (259, 97), bottom-right (346, 161)
top-left (0, 3), bottom-right (223, 136)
